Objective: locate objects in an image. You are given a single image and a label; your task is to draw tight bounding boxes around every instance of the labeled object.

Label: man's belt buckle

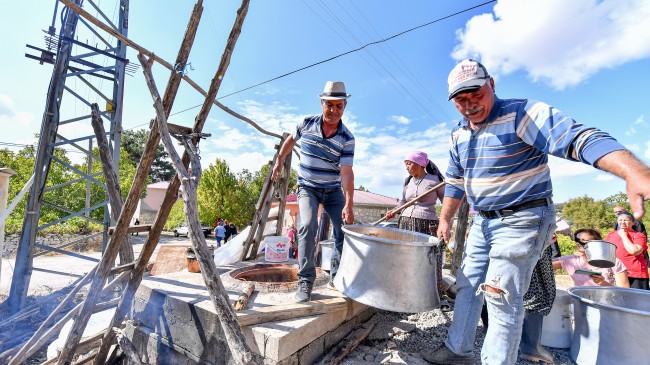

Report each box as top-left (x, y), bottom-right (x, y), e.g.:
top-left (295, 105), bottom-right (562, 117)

top-left (498, 209), bottom-right (514, 217)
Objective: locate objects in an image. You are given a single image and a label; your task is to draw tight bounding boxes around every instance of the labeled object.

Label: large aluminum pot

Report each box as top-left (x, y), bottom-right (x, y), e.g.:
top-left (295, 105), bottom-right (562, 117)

top-left (333, 224), bottom-right (440, 312)
top-left (583, 240), bottom-right (617, 268)
top-left (569, 286), bottom-right (650, 365)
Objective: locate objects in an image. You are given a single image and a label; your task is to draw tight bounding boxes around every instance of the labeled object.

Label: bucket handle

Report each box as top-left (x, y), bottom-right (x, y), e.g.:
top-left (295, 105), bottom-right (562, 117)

top-left (427, 246), bottom-right (438, 265)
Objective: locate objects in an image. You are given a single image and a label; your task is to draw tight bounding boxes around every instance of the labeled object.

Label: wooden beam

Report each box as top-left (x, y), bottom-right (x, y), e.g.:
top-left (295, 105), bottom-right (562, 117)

top-left (59, 0), bottom-right (282, 140)
top-left (316, 316), bottom-right (378, 365)
top-left (92, 3), bottom-right (205, 362)
top-left (135, 2), bottom-right (254, 361)
top-left (107, 224), bottom-right (151, 235)
top-left (232, 283), bottom-right (255, 311)
top-left (236, 297), bottom-right (349, 327)
top-left (90, 104), bottom-right (134, 264)
top-left (451, 198), bottom-right (470, 276)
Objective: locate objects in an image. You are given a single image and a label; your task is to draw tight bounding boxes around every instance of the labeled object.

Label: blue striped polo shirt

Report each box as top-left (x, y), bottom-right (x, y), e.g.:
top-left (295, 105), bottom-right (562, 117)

top-left (294, 115), bottom-right (355, 189)
top-left (444, 96), bottom-right (625, 211)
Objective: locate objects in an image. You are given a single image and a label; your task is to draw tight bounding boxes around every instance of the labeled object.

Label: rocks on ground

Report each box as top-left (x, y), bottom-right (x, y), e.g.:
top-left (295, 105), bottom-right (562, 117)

top-left (338, 305), bottom-right (576, 365)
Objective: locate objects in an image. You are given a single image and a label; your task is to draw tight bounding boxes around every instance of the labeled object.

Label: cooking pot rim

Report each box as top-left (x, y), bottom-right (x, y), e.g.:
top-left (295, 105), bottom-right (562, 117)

top-left (342, 224), bottom-right (438, 247)
top-left (583, 240), bottom-right (617, 248)
top-left (567, 286), bottom-right (650, 317)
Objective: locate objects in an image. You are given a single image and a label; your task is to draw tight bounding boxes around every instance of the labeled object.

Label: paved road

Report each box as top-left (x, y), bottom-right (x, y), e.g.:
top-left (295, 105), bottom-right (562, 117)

top-left (0, 232), bottom-right (194, 297)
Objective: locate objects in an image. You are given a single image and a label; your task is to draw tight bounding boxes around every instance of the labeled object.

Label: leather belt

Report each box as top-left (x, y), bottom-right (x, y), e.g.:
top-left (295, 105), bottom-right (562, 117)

top-left (478, 198), bottom-right (553, 219)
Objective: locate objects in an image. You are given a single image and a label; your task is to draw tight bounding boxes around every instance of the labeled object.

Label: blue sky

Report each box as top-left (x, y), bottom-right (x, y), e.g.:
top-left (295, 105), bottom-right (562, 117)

top-left (1, 0), bottom-right (649, 203)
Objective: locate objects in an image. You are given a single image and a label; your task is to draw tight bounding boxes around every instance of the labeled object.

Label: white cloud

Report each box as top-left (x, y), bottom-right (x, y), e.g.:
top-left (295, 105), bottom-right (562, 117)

top-left (0, 93), bottom-right (16, 118)
top-left (0, 93), bottom-right (33, 127)
top-left (389, 115), bottom-right (411, 125)
top-left (452, 0), bottom-right (650, 89)
top-left (626, 115), bottom-right (647, 136)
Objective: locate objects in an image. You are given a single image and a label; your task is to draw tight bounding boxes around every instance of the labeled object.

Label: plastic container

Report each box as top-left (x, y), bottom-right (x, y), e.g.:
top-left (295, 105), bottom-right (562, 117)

top-left (263, 236), bottom-right (291, 262)
top-left (320, 239), bottom-right (335, 271)
top-left (541, 288), bottom-right (573, 348)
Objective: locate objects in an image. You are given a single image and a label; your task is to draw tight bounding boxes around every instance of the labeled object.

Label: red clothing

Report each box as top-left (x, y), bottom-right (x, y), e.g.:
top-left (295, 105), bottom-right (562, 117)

top-left (606, 230), bottom-right (648, 278)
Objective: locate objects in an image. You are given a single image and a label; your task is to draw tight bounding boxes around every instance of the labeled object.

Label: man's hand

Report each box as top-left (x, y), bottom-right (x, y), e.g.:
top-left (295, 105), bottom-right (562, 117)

top-left (437, 219), bottom-right (452, 243)
top-left (597, 150), bottom-right (650, 219)
top-left (385, 209), bottom-right (397, 220)
top-left (271, 161), bottom-right (282, 182)
top-left (626, 174), bottom-right (650, 219)
top-left (342, 204), bottom-right (354, 224)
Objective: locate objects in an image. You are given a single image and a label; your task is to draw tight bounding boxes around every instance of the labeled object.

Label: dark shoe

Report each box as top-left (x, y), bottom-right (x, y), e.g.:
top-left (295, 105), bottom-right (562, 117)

top-left (520, 312), bottom-right (555, 364)
top-left (421, 345), bottom-right (473, 365)
top-left (295, 281), bottom-right (313, 302)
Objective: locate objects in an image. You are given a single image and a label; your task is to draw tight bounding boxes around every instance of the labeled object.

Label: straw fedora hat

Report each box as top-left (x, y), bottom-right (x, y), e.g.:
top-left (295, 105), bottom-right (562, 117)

top-left (318, 81), bottom-right (351, 100)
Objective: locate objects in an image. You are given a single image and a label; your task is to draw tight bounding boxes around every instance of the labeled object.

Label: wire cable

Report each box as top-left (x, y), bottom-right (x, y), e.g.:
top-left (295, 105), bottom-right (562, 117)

top-left (168, 0), bottom-right (496, 117)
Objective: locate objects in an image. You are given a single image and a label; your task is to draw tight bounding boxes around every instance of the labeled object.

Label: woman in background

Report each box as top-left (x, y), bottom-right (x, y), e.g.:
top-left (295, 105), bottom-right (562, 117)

top-left (606, 212), bottom-right (647, 289)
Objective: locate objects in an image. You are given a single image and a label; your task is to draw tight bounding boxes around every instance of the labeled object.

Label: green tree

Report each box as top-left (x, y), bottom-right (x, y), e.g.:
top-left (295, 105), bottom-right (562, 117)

top-left (121, 129), bottom-right (175, 182)
top-left (561, 196), bottom-right (610, 231)
top-left (602, 191), bottom-right (650, 230)
top-left (164, 159), bottom-right (297, 231)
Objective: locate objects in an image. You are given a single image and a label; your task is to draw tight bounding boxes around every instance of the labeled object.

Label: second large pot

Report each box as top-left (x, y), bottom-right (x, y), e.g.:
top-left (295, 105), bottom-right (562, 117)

top-left (333, 224), bottom-right (440, 312)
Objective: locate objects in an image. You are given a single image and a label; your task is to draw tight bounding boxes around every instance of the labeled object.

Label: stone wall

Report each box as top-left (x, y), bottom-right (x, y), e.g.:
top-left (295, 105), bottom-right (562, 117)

top-left (2, 233), bottom-right (103, 258)
top-left (353, 205), bottom-right (397, 224)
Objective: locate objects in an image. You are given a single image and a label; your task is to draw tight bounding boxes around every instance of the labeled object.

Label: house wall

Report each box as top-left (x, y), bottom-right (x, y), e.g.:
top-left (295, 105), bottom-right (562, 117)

top-left (142, 188), bottom-right (167, 213)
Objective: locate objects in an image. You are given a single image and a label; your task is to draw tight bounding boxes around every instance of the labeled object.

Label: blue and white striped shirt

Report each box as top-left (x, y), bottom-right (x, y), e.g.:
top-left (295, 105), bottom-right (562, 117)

top-left (294, 115), bottom-right (355, 189)
top-left (444, 96), bottom-right (625, 211)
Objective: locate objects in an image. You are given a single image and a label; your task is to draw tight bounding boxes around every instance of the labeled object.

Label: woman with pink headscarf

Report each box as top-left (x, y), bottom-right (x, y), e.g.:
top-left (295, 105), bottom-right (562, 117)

top-left (386, 151), bottom-right (445, 232)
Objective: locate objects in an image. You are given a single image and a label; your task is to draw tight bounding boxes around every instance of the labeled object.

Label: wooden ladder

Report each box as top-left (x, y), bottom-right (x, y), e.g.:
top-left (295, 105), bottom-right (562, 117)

top-left (240, 132), bottom-right (293, 261)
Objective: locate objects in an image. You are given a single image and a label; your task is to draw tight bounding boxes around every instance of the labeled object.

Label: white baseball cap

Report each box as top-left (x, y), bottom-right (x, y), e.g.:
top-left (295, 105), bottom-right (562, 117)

top-left (447, 59), bottom-right (490, 100)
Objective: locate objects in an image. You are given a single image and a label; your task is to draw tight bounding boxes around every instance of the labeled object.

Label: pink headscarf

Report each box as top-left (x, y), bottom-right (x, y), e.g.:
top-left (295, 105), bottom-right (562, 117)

top-left (404, 151), bottom-right (428, 168)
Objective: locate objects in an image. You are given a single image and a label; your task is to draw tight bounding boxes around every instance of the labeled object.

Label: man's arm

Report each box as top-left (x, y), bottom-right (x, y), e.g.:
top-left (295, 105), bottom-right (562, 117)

top-left (341, 165), bottom-right (355, 224)
top-left (596, 150), bottom-right (650, 219)
top-left (271, 135), bottom-right (296, 181)
top-left (436, 196), bottom-right (464, 243)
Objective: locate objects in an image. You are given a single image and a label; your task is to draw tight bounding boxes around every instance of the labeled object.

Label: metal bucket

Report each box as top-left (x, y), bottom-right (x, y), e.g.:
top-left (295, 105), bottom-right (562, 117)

top-left (569, 286), bottom-right (650, 365)
top-left (584, 240), bottom-right (617, 268)
top-left (319, 239), bottom-right (335, 271)
top-left (333, 224), bottom-right (440, 312)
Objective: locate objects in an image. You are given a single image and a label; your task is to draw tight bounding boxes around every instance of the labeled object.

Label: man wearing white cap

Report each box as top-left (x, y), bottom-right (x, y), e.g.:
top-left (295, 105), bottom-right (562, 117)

top-left (272, 81), bottom-right (355, 302)
top-left (424, 59), bottom-right (650, 365)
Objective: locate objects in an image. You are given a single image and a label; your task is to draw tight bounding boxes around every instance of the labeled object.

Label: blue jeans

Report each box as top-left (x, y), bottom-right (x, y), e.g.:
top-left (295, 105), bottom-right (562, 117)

top-left (297, 186), bottom-right (345, 283)
top-left (445, 204), bottom-right (556, 365)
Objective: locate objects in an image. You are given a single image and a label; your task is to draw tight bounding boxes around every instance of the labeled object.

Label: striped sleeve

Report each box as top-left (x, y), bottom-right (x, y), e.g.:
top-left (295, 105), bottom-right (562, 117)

top-left (516, 100), bottom-right (626, 166)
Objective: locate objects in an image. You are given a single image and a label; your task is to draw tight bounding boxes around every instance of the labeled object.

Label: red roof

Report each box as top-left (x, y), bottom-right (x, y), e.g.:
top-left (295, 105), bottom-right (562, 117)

top-left (353, 189), bottom-right (399, 206)
top-left (284, 190), bottom-right (398, 207)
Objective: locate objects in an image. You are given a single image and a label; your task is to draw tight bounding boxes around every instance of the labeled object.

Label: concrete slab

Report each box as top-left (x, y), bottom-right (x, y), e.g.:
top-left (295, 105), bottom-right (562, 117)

top-left (129, 262), bottom-right (372, 364)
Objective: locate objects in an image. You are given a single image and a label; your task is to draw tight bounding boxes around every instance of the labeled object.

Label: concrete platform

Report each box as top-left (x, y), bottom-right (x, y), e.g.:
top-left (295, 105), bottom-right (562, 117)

top-left (127, 261), bottom-right (372, 364)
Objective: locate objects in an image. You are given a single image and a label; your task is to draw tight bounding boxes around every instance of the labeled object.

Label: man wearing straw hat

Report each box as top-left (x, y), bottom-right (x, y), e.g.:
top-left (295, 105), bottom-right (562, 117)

top-left (272, 81), bottom-right (355, 302)
top-left (425, 59), bottom-right (650, 365)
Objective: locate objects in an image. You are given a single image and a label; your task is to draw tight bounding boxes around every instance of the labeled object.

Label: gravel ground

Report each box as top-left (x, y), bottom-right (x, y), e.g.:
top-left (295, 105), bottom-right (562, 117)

top-left (339, 306), bottom-right (577, 365)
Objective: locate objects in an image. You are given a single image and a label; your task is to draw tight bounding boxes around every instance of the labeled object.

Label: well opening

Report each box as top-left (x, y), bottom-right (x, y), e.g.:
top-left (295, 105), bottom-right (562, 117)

top-left (235, 266), bottom-right (298, 283)
top-left (221, 262), bottom-right (328, 293)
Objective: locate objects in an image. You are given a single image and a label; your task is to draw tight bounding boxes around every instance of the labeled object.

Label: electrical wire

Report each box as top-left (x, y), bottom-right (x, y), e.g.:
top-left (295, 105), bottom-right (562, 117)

top-left (168, 0), bottom-right (496, 117)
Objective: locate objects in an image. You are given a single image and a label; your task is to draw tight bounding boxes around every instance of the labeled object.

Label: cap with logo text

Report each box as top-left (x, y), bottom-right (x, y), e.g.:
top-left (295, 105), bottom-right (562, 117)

top-left (447, 59), bottom-right (490, 100)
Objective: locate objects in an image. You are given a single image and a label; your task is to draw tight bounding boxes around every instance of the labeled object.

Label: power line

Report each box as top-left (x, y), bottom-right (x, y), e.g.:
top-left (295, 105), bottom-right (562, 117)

top-left (168, 0), bottom-right (496, 117)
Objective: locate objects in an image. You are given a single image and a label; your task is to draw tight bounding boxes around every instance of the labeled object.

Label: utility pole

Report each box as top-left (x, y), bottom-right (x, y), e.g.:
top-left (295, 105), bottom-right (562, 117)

top-left (7, 0), bottom-right (132, 313)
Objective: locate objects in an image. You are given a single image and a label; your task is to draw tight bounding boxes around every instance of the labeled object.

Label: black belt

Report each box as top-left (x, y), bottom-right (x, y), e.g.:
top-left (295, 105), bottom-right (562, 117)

top-left (478, 198), bottom-right (553, 219)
